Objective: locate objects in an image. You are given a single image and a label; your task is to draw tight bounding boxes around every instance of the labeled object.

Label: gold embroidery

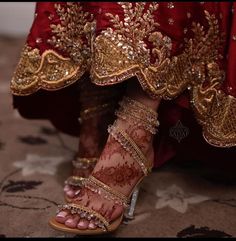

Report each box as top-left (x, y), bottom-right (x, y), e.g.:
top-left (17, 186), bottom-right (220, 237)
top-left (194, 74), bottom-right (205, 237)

top-left (11, 45), bottom-right (81, 95)
top-left (90, 4), bottom-right (236, 147)
top-left (10, 2), bottom-right (236, 147)
top-left (91, 2), bottom-right (173, 97)
top-left (47, 2), bottom-right (94, 65)
top-left (11, 2), bottom-right (95, 96)
top-left (91, 5), bottom-right (222, 99)
top-left (202, 92), bottom-right (236, 147)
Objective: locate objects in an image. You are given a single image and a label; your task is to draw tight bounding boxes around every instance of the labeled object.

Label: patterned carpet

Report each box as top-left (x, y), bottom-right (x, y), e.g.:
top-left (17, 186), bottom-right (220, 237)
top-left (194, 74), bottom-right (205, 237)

top-left (0, 35), bottom-right (236, 238)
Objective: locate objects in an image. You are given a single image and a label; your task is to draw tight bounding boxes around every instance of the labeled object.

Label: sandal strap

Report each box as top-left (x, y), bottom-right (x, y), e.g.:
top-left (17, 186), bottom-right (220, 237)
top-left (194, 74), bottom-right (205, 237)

top-left (83, 175), bottom-right (130, 207)
top-left (64, 176), bottom-right (85, 187)
top-left (57, 203), bottom-right (109, 231)
top-left (72, 157), bottom-right (98, 169)
top-left (108, 123), bottom-right (152, 176)
top-left (115, 97), bottom-right (159, 135)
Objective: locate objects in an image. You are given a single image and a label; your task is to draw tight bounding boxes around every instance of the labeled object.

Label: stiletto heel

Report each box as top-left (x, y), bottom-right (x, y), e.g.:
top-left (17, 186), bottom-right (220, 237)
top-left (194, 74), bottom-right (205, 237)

top-left (124, 186), bottom-right (140, 221)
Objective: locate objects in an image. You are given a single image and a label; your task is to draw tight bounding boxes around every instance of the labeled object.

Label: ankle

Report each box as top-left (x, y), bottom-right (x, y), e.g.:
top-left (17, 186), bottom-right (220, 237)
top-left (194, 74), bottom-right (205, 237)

top-left (126, 78), bottom-right (161, 111)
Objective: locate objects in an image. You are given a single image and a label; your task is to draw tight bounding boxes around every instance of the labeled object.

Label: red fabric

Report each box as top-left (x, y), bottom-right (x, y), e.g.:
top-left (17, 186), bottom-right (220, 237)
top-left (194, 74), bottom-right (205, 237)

top-left (13, 2), bottom-right (236, 168)
top-left (25, 2), bottom-right (236, 97)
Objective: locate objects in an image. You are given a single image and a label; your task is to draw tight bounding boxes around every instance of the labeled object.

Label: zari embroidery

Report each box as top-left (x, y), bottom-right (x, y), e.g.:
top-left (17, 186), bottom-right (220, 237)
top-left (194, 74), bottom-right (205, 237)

top-left (11, 2), bottom-right (94, 96)
top-left (90, 3), bottom-right (235, 147)
top-left (10, 45), bottom-right (81, 95)
top-left (47, 2), bottom-right (95, 65)
top-left (10, 2), bottom-right (236, 147)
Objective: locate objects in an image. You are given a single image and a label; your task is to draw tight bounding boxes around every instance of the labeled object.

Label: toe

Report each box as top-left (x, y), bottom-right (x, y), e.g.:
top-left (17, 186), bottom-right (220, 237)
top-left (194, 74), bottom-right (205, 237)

top-left (66, 190), bottom-right (75, 198)
top-left (109, 205), bottom-right (124, 221)
top-left (55, 211), bottom-right (70, 223)
top-left (65, 215), bottom-right (80, 228)
top-left (88, 220), bottom-right (97, 230)
top-left (63, 185), bottom-right (70, 192)
top-left (77, 219), bottom-right (89, 230)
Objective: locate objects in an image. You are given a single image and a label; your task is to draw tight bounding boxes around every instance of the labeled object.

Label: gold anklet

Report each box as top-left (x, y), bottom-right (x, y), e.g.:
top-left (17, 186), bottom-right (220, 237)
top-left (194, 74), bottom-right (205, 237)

top-left (115, 109), bottom-right (158, 134)
top-left (116, 97), bottom-right (159, 134)
top-left (117, 103), bottom-right (159, 126)
top-left (72, 157), bottom-right (98, 169)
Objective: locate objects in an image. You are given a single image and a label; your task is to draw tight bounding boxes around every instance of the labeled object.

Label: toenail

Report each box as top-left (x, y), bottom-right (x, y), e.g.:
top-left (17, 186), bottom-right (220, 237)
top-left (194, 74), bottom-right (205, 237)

top-left (78, 220), bottom-right (86, 227)
top-left (88, 222), bottom-right (96, 229)
top-left (64, 185), bottom-right (70, 191)
top-left (56, 211), bottom-right (68, 217)
top-left (65, 218), bottom-right (74, 224)
top-left (67, 190), bottom-right (75, 197)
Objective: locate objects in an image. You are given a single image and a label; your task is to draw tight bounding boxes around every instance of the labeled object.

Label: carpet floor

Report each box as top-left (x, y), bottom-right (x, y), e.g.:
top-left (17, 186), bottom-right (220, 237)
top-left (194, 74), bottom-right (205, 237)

top-left (0, 36), bottom-right (236, 238)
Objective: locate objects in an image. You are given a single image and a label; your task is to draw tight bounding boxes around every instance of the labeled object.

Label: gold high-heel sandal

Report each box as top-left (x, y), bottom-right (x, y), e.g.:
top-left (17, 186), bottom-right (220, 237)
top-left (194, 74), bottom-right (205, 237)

top-left (49, 97), bottom-right (159, 235)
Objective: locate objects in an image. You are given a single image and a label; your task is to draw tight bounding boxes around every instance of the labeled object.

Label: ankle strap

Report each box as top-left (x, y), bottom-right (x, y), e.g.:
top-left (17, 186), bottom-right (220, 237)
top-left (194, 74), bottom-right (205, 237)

top-left (83, 175), bottom-right (130, 207)
top-left (108, 124), bottom-right (152, 176)
top-left (72, 157), bottom-right (98, 169)
top-left (115, 97), bottom-right (159, 134)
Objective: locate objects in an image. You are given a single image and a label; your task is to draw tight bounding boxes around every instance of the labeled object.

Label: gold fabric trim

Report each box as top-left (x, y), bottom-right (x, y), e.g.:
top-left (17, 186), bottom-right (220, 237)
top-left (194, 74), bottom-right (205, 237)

top-left (11, 2), bottom-right (94, 96)
top-left (91, 4), bottom-right (223, 100)
top-left (11, 46), bottom-right (82, 95)
top-left (200, 92), bottom-right (236, 147)
top-left (90, 3), bottom-right (236, 147)
top-left (10, 2), bottom-right (236, 147)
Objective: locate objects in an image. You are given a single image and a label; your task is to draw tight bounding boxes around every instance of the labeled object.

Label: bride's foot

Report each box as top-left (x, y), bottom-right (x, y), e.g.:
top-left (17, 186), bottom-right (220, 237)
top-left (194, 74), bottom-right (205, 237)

top-left (63, 157), bottom-right (98, 198)
top-left (54, 96), bottom-right (159, 232)
top-left (64, 84), bottom-right (121, 200)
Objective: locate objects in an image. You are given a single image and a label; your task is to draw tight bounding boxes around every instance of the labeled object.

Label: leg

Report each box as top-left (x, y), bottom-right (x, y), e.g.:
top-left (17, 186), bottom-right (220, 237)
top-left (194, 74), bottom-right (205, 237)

top-left (64, 79), bottom-right (125, 199)
top-left (54, 78), bottom-right (161, 232)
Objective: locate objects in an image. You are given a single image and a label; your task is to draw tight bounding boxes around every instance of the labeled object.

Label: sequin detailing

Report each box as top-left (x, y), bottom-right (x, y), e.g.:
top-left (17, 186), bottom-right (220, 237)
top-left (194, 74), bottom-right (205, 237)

top-left (47, 3), bottom-right (94, 65)
top-left (11, 3), bottom-right (236, 147)
top-left (35, 38), bottom-right (42, 44)
top-left (167, 2), bottom-right (175, 9)
top-left (11, 45), bottom-right (82, 95)
top-left (11, 3), bottom-right (94, 95)
top-left (168, 18), bottom-right (174, 25)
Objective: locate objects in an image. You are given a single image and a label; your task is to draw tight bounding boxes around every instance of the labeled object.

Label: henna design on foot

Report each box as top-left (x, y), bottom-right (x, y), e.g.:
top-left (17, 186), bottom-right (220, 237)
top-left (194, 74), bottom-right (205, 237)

top-left (92, 162), bottom-right (141, 187)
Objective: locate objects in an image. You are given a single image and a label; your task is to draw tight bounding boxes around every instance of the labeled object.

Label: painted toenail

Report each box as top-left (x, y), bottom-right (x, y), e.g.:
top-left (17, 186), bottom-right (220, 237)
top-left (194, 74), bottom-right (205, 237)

top-left (78, 220), bottom-right (86, 227)
top-left (64, 185), bottom-right (70, 191)
top-left (88, 222), bottom-right (96, 229)
top-left (67, 190), bottom-right (75, 197)
top-left (65, 218), bottom-right (74, 224)
top-left (56, 211), bottom-right (68, 217)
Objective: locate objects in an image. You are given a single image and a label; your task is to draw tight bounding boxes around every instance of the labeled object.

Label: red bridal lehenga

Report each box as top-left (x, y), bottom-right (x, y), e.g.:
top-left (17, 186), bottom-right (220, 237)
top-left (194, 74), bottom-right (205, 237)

top-left (11, 1), bottom-right (236, 234)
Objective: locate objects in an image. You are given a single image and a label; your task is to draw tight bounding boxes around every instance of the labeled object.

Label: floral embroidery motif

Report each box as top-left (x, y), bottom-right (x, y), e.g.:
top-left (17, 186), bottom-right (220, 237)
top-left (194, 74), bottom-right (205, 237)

top-left (11, 2), bottom-right (94, 96)
top-left (91, 4), bottom-right (236, 147)
top-left (10, 45), bottom-right (81, 95)
top-left (47, 3), bottom-right (94, 65)
top-left (10, 2), bottom-right (236, 147)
